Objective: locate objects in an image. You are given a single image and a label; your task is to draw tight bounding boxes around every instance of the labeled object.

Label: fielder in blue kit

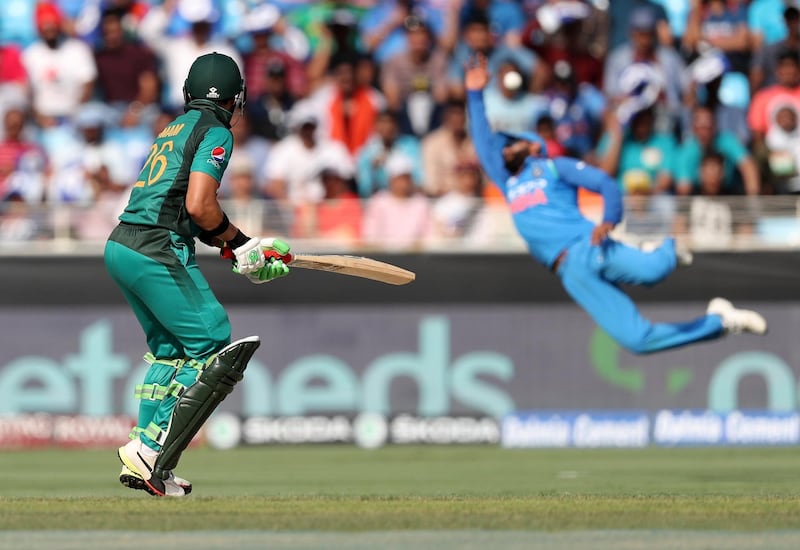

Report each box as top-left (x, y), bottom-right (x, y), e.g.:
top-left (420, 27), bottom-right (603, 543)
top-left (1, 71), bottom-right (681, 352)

top-left (464, 56), bottom-right (767, 354)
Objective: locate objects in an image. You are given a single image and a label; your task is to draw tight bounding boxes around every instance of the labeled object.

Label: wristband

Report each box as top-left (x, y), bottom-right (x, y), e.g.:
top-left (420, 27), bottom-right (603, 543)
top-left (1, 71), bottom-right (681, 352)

top-left (206, 213), bottom-right (230, 237)
top-left (227, 229), bottom-right (250, 249)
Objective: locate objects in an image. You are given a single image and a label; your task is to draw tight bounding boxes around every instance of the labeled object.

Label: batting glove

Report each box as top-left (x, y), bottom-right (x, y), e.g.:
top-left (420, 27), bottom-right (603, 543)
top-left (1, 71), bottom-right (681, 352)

top-left (233, 237), bottom-right (266, 275)
top-left (245, 258), bottom-right (290, 284)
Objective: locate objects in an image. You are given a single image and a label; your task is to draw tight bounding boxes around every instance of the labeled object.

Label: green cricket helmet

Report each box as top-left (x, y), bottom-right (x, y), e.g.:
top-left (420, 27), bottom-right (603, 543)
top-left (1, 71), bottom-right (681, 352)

top-left (183, 52), bottom-right (247, 110)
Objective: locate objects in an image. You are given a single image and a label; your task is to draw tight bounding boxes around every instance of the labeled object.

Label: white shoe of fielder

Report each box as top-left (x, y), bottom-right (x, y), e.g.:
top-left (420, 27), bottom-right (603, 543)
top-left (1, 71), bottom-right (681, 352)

top-left (118, 439), bottom-right (186, 497)
top-left (119, 464), bottom-right (192, 495)
top-left (707, 298), bottom-right (768, 335)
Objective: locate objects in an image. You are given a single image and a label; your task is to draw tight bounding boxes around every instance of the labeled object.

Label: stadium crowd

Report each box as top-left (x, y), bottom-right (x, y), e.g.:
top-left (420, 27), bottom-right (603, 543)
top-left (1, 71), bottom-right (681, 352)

top-left (0, 0), bottom-right (798, 248)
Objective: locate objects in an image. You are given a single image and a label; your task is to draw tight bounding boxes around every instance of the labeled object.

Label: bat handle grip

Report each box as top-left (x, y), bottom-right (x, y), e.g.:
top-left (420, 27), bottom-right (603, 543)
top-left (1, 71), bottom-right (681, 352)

top-left (219, 246), bottom-right (293, 263)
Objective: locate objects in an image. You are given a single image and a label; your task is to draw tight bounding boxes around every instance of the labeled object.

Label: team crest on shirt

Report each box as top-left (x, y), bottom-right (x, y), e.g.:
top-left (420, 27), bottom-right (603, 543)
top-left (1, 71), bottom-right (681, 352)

top-left (208, 146), bottom-right (226, 168)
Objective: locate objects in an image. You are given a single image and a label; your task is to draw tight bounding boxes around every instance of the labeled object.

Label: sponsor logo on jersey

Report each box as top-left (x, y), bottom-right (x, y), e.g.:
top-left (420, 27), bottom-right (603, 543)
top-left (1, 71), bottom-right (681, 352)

top-left (211, 146), bottom-right (226, 163)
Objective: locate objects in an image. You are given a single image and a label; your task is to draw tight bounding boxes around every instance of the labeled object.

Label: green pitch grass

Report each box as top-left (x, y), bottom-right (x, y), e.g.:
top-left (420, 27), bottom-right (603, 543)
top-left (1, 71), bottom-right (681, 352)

top-left (1, 445), bottom-right (799, 534)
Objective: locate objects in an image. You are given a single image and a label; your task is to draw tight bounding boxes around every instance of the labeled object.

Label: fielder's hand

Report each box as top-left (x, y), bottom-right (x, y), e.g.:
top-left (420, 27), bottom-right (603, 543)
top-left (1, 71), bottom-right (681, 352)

top-left (232, 237), bottom-right (266, 275)
top-left (591, 222), bottom-right (615, 245)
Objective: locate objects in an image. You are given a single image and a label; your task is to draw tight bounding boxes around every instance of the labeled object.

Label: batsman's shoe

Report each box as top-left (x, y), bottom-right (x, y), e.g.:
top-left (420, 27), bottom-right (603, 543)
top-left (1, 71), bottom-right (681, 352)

top-left (119, 465), bottom-right (192, 495)
top-left (707, 298), bottom-right (768, 335)
top-left (118, 439), bottom-right (184, 497)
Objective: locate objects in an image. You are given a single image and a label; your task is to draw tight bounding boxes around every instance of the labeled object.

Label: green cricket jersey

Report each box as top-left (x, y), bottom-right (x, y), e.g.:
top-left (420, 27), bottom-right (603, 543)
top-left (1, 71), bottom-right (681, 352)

top-left (119, 105), bottom-right (233, 239)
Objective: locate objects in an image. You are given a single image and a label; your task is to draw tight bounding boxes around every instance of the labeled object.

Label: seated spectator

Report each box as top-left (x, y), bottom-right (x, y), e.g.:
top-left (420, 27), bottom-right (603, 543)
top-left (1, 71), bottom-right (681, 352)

top-left (420, 99), bottom-right (478, 197)
top-left (522, 1), bottom-right (604, 89)
top-left (316, 54), bottom-right (382, 156)
top-left (608, 0), bottom-right (672, 52)
top-left (292, 151), bottom-right (362, 245)
top-left (448, 10), bottom-right (542, 99)
top-left (0, 194), bottom-right (41, 242)
top-left (0, 108), bottom-right (47, 204)
top-left (431, 160), bottom-right (493, 246)
top-left (138, 0), bottom-right (242, 112)
top-left (94, 7), bottom-right (160, 129)
top-left (685, 49), bottom-right (751, 144)
top-left (304, 7), bottom-right (363, 92)
top-left (604, 6), bottom-right (686, 131)
top-left (222, 114), bottom-right (270, 195)
top-left (541, 60), bottom-right (606, 160)
top-left (242, 4), bottom-right (308, 101)
top-left (697, 150), bottom-right (726, 196)
top-left (219, 153), bottom-right (272, 238)
top-left (748, 49), bottom-right (800, 169)
top-left (247, 59), bottom-right (295, 143)
top-left (484, 60), bottom-right (548, 133)
top-left (261, 103), bottom-right (326, 205)
top-left (764, 105), bottom-right (800, 194)
top-left (0, 43), bottom-right (28, 126)
top-left (362, 152), bottom-right (432, 250)
top-left (356, 110), bottom-right (422, 198)
top-left (460, 0), bottom-right (527, 48)
top-left (675, 105), bottom-right (760, 196)
top-left (751, 6), bottom-right (800, 92)
top-left (380, 16), bottom-right (449, 137)
top-left (683, 0), bottom-right (750, 74)
top-left (359, 0), bottom-right (454, 65)
top-left (597, 105), bottom-right (678, 196)
top-left (22, 2), bottom-right (97, 128)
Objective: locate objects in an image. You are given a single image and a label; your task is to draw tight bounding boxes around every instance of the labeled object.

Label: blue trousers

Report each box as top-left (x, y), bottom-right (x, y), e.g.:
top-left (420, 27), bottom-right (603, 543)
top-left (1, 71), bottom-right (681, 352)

top-left (556, 237), bottom-right (724, 354)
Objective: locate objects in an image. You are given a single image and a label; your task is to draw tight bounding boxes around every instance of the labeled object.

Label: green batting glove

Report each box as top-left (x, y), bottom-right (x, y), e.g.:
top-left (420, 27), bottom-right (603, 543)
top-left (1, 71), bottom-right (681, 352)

top-left (246, 259), bottom-right (290, 284)
top-left (260, 237), bottom-right (291, 256)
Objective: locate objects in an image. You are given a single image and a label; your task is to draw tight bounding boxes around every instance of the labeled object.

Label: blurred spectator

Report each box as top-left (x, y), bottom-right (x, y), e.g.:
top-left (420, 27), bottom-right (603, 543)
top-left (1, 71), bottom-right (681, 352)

top-left (751, 6), bottom-right (800, 92)
top-left (608, 0), bottom-right (672, 51)
top-left (420, 99), bottom-right (478, 197)
top-left (292, 149), bottom-right (362, 245)
top-left (522, 1), bottom-right (604, 89)
top-left (0, 43), bottom-right (29, 128)
top-left (597, 105), bottom-right (677, 196)
top-left (675, 105), bottom-right (760, 196)
top-left (22, 2), bottom-right (97, 127)
top-left (0, 107), bottom-right (47, 204)
top-left (0, 195), bottom-right (41, 242)
top-left (241, 4), bottom-right (308, 101)
top-left (94, 7), bottom-right (160, 129)
top-left (683, 0), bottom-right (750, 74)
top-left (650, 0), bottom-right (692, 50)
top-left (380, 16), bottom-right (449, 138)
top-left (318, 54), bottom-right (382, 156)
top-left (431, 159), bottom-right (493, 245)
top-left (362, 152), bottom-right (432, 249)
top-left (220, 153), bottom-right (271, 237)
top-left (748, 0), bottom-right (791, 51)
top-left (222, 113), bottom-right (270, 193)
top-left (262, 102), bottom-right (353, 209)
top-left (484, 59), bottom-right (547, 133)
top-left (541, 60), bottom-right (606, 160)
top-left (448, 10), bottom-right (542, 99)
top-left (460, 0), bottom-right (528, 51)
top-left (685, 48), bottom-right (751, 143)
top-left (359, 0), bottom-right (455, 64)
top-left (764, 104), bottom-right (800, 194)
top-left (305, 5), bottom-right (363, 91)
top-left (246, 60), bottom-right (295, 143)
top-left (138, 0), bottom-right (242, 111)
top-left (356, 110), bottom-right (422, 198)
top-left (748, 49), bottom-right (800, 168)
top-left (604, 5), bottom-right (686, 130)
top-left (697, 149), bottom-right (726, 196)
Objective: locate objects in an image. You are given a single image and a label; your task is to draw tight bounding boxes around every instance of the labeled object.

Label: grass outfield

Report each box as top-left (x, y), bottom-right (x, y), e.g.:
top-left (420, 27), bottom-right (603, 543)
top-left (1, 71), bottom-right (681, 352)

top-left (1, 445), bottom-right (800, 534)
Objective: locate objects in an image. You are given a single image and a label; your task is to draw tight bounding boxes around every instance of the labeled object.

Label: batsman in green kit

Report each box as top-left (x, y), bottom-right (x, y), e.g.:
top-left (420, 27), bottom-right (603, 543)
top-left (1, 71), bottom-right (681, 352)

top-left (104, 52), bottom-right (290, 497)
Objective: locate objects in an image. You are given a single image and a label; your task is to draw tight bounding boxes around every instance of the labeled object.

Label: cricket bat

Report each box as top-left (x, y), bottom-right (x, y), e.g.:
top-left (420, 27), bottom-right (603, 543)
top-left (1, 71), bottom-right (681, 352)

top-left (221, 247), bottom-right (416, 286)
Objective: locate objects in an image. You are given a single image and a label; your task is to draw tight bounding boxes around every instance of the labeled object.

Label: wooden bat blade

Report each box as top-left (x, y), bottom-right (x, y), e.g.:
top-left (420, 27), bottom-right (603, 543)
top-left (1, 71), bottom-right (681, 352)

top-left (288, 254), bottom-right (416, 285)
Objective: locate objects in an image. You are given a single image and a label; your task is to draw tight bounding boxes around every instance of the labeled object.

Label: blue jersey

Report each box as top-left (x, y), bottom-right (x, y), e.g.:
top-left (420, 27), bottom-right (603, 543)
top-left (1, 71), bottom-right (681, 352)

top-left (467, 90), bottom-right (623, 268)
